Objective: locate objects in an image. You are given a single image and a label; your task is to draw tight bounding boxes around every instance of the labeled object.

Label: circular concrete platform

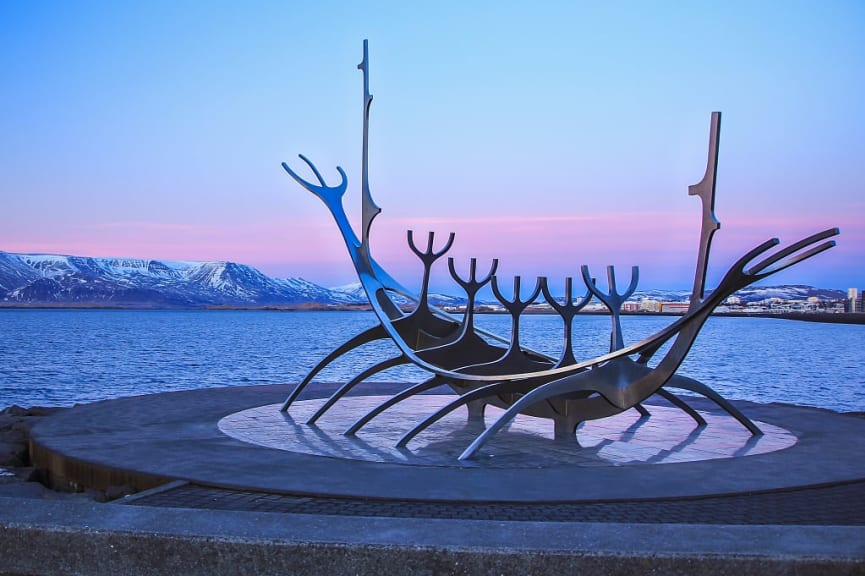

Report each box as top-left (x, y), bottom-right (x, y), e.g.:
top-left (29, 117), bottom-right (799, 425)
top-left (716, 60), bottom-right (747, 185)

top-left (219, 398), bottom-right (795, 468)
top-left (29, 383), bottom-right (865, 503)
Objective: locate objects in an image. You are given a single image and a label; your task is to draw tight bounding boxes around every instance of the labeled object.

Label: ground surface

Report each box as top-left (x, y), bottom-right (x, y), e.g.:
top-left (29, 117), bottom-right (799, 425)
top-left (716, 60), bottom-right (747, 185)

top-left (2, 388), bottom-right (864, 575)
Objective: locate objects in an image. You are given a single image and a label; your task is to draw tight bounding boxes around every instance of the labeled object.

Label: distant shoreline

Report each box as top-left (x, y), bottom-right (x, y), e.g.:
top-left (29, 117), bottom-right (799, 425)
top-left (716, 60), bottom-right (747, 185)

top-left (737, 311), bottom-right (865, 325)
top-left (1, 304), bottom-right (863, 325)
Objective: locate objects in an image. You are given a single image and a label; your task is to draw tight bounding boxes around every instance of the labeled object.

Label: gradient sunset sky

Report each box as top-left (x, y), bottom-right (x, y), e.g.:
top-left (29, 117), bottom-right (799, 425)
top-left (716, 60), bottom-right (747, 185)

top-left (2, 2), bottom-right (863, 293)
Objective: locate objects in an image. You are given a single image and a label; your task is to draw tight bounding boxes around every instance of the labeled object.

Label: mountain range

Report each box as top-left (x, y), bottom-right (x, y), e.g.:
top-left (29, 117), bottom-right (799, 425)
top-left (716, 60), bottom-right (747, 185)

top-left (0, 251), bottom-right (847, 309)
top-left (0, 252), bottom-right (344, 308)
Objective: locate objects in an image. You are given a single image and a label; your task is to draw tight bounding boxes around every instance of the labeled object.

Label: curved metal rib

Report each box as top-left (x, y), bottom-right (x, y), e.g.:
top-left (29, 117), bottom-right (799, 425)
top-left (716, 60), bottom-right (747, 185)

top-left (663, 374), bottom-right (758, 435)
top-left (306, 355), bottom-right (408, 424)
top-left (396, 378), bottom-right (549, 448)
top-left (655, 387), bottom-right (707, 427)
top-left (280, 324), bottom-right (389, 411)
top-left (456, 359), bottom-right (663, 460)
top-left (344, 375), bottom-right (450, 436)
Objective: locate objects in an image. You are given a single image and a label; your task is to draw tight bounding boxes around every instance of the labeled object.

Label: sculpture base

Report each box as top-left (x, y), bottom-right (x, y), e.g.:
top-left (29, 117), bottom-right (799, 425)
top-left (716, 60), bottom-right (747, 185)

top-left (29, 383), bottom-right (865, 503)
top-left (220, 396), bottom-right (795, 468)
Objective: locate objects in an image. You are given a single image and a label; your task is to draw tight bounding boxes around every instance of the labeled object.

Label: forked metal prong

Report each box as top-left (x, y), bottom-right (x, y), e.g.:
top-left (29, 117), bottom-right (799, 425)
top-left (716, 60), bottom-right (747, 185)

top-left (281, 155), bottom-right (348, 200)
top-left (490, 275), bottom-right (542, 309)
top-left (449, 257), bottom-right (498, 290)
top-left (407, 230), bottom-right (456, 260)
top-left (746, 228), bottom-right (839, 277)
top-left (753, 241), bottom-right (836, 279)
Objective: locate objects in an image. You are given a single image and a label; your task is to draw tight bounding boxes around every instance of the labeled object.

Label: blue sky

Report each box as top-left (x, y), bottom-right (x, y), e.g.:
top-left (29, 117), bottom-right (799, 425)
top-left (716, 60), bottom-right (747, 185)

top-left (1, 1), bottom-right (863, 292)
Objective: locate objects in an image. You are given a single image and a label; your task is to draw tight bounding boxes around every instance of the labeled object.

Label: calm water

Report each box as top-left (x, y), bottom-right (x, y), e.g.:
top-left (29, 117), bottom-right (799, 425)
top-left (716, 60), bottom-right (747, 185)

top-left (0, 309), bottom-right (862, 412)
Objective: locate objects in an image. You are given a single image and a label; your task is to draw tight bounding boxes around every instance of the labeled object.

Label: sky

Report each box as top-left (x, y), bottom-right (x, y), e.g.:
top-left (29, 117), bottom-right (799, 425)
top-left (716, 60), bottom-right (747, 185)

top-left (2, 1), bottom-right (863, 294)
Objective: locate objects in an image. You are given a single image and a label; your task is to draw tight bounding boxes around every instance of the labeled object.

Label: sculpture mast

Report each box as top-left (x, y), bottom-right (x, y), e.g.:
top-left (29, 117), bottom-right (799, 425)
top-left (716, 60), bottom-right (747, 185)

top-left (358, 39), bottom-right (382, 260)
top-left (688, 111), bottom-right (721, 311)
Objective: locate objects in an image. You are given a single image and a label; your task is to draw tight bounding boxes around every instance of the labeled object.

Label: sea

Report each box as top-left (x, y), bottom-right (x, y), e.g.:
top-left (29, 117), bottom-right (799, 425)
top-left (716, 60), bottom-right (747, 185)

top-left (0, 309), bottom-right (862, 413)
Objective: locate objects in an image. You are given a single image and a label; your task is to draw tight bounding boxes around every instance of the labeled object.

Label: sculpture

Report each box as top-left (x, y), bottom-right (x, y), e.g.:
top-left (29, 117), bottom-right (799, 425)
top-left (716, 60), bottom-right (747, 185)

top-left (280, 40), bottom-right (839, 460)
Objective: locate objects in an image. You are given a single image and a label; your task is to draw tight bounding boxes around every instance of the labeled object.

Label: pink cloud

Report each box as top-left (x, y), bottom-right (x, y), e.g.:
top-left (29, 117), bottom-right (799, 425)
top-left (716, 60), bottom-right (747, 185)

top-left (1, 206), bottom-right (858, 289)
top-left (1, 219), bottom-right (347, 266)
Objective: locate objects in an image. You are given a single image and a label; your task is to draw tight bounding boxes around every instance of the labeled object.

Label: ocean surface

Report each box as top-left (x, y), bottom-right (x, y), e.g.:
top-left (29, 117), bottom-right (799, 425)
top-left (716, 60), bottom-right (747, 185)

top-left (0, 309), bottom-right (862, 413)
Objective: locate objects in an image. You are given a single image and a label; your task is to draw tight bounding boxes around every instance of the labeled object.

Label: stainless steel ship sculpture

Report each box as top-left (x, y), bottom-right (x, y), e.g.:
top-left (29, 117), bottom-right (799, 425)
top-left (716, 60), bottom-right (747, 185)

top-left (280, 41), bottom-right (839, 461)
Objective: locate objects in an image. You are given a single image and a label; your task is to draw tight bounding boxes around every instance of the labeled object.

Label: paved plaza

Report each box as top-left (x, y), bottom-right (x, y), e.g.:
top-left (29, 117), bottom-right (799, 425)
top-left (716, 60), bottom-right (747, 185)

top-left (1, 382), bottom-right (861, 575)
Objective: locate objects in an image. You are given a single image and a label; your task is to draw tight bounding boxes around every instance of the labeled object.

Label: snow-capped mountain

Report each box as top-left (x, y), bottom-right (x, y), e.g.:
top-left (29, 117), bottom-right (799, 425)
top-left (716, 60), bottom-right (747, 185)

top-left (328, 282), bottom-right (370, 303)
top-left (0, 251), bottom-right (348, 307)
top-left (0, 250), bottom-right (846, 309)
top-left (713, 284), bottom-right (846, 304)
top-left (328, 282), bottom-right (468, 308)
top-left (626, 286), bottom-right (845, 304)
top-left (628, 289), bottom-right (693, 302)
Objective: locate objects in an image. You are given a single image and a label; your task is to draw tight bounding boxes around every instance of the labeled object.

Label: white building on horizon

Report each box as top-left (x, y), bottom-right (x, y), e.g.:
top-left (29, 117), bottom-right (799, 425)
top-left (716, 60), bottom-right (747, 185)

top-left (848, 288), bottom-right (862, 313)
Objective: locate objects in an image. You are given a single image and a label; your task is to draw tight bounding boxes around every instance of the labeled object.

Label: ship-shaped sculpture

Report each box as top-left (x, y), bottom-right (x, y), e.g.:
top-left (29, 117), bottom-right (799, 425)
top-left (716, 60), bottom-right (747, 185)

top-left (280, 41), bottom-right (839, 461)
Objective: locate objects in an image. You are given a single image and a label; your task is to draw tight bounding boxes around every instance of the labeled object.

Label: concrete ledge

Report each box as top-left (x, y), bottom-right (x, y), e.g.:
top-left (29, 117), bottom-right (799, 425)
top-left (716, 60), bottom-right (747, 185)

top-left (28, 385), bottom-right (865, 502)
top-left (0, 497), bottom-right (863, 576)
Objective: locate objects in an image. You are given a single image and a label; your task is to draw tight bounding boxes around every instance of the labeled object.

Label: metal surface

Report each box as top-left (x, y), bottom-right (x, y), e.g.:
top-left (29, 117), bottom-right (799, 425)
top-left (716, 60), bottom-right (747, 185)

top-left (539, 276), bottom-right (592, 367)
top-left (280, 40), bottom-right (839, 460)
top-left (688, 111), bottom-right (722, 310)
top-left (583, 265), bottom-right (639, 353)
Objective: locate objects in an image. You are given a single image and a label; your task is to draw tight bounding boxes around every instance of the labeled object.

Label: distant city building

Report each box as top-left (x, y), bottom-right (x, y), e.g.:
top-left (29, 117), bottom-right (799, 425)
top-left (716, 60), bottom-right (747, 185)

top-left (846, 288), bottom-right (862, 313)
top-left (660, 302), bottom-right (689, 314)
top-left (640, 298), bottom-right (662, 312)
